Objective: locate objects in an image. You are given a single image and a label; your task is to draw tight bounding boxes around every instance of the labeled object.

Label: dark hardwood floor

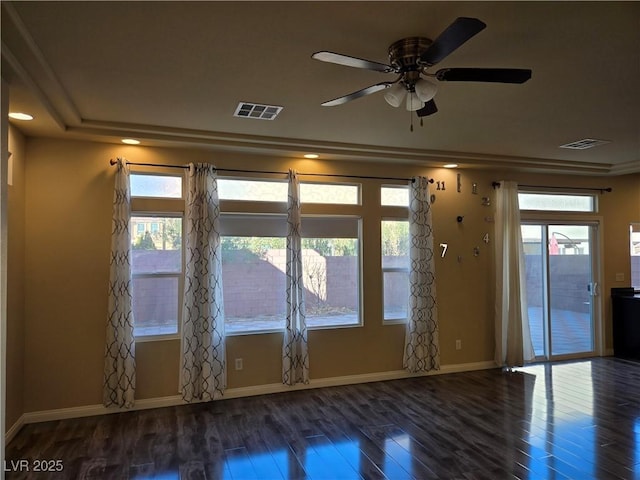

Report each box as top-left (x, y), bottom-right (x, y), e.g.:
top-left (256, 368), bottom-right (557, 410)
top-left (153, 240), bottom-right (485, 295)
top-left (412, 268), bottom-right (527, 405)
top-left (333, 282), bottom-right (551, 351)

top-left (6, 357), bottom-right (640, 479)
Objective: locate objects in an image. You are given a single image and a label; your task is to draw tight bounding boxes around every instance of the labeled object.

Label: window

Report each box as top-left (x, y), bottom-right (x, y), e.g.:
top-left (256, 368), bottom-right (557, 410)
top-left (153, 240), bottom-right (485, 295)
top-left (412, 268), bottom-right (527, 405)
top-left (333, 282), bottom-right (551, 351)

top-left (381, 220), bottom-right (409, 321)
top-left (129, 174), bottom-right (362, 336)
top-left (302, 216), bottom-right (360, 328)
top-left (130, 172), bottom-right (184, 339)
top-left (222, 234), bottom-right (287, 334)
top-left (131, 215), bottom-right (183, 337)
top-left (381, 185), bottom-right (410, 322)
top-left (219, 213), bottom-right (287, 334)
top-left (130, 173), bottom-right (182, 198)
top-left (300, 183), bottom-right (359, 205)
top-left (381, 185), bottom-right (409, 207)
top-left (631, 223), bottom-right (640, 290)
top-left (220, 213), bottom-right (361, 334)
top-left (219, 179), bottom-right (287, 202)
top-left (518, 192), bottom-right (596, 212)
top-left (218, 178), bottom-right (361, 334)
top-left (219, 178), bottom-right (360, 205)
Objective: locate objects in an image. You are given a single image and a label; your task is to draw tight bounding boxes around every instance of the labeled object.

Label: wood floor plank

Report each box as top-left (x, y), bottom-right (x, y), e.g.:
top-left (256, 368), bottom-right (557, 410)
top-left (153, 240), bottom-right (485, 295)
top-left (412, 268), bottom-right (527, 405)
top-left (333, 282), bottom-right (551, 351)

top-left (7, 357), bottom-right (640, 479)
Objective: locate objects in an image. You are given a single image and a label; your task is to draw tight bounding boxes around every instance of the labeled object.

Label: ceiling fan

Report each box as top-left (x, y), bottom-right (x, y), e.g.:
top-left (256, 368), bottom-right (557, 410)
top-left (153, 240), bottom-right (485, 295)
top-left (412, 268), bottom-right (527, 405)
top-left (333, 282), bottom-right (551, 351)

top-left (312, 17), bottom-right (531, 118)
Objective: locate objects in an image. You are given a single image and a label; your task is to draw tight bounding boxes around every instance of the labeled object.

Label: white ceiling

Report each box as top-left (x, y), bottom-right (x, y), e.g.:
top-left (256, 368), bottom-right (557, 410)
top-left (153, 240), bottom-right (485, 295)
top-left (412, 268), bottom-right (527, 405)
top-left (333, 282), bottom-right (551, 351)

top-left (2, 1), bottom-right (639, 175)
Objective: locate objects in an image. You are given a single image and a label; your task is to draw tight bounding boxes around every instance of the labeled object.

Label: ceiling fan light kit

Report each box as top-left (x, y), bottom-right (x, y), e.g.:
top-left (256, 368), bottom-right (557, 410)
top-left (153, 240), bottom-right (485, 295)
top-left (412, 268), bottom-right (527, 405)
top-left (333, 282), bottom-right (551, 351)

top-left (383, 83), bottom-right (406, 108)
top-left (312, 17), bottom-right (531, 122)
top-left (406, 91), bottom-right (423, 111)
top-left (414, 78), bottom-right (438, 102)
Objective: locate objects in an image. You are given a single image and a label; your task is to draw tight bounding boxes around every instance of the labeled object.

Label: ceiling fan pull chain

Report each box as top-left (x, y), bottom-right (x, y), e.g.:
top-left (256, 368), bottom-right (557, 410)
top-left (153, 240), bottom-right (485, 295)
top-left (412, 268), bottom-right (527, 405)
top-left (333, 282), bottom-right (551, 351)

top-left (410, 111), bottom-right (414, 132)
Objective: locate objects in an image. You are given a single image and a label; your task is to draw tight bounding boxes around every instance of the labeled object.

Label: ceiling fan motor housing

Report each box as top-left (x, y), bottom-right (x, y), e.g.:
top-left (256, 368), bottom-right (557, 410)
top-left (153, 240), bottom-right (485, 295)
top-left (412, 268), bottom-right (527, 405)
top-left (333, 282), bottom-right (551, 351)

top-left (388, 37), bottom-right (432, 90)
top-left (388, 37), bottom-right (432, 71)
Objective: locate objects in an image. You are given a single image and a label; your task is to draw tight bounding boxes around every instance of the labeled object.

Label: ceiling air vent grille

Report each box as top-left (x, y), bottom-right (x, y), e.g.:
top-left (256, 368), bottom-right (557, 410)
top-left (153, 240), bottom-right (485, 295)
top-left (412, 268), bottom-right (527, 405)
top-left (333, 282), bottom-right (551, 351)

top-left (559, 138), bottom-right (610, 150)
top-left (234, 102), bottom-right (283, 120)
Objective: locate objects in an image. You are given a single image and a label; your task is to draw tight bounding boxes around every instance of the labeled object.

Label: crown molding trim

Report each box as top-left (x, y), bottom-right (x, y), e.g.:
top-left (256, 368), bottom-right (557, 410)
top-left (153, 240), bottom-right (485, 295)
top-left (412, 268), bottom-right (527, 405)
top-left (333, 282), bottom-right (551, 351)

top-left (73, 119), bottom-right (614, 175)
top-left (1, 1), bottom-right (80, 125)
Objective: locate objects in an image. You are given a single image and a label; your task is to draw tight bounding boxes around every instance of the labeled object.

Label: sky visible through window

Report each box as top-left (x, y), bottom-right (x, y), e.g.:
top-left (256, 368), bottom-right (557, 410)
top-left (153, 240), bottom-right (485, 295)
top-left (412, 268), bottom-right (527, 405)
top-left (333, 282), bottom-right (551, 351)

top-left (131, 174), bottom-right (360, 204)
top-left (518, 193), bottom-right (595, 212)
top-left (130, 174), bottom-right (182, 198)
top-left (381, 186), bottom-right (409, 207)
top-left (218, 179), bottom-right (359, 204)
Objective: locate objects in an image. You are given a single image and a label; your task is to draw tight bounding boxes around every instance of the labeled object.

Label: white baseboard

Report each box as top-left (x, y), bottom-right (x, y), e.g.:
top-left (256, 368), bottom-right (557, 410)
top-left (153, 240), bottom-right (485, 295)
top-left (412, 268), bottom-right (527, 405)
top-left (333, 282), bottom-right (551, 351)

top-left (17, 360), bottom-right (497, 429)
top-left (5, 414), bottom-right (25, 444)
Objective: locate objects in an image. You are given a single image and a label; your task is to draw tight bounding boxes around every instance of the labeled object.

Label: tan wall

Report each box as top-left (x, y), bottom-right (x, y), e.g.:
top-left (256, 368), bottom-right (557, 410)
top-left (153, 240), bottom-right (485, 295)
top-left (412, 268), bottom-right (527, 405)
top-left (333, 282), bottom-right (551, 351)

top-left (598, 172), bottom-right (640, 347)
top-left (20, 137), bottom-right (640, 412)
top-left (6, 125), bottom-right (26, 430)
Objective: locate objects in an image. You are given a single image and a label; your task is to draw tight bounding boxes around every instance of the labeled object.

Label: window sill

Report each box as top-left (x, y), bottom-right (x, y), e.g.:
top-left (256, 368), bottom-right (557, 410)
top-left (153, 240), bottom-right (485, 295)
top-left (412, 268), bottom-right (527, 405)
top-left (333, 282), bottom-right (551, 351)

top-left (226, 318), bottom-right (362, 336)
top-left (135, 333), bottom-right (180, 343)
top-left (134, 316), bottom-right (364, 339)
top-left (383, 318), bottom-right (408, 325)
top-left (135, 325), bottom-right (179, 342)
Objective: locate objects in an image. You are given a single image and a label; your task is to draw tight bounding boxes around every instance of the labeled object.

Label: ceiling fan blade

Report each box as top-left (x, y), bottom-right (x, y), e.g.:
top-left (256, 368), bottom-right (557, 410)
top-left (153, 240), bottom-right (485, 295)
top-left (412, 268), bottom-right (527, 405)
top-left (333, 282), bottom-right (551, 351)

top-left (312, 51), bottom-right (395, 73)
top-left (417, 99), bottom-right (438, 117)
top-left (436, 68), bottom-right (532, 83)
top-left (321, 82), bottom-right (393, 106)
top-left (420, 17), bottom-right (487, 66)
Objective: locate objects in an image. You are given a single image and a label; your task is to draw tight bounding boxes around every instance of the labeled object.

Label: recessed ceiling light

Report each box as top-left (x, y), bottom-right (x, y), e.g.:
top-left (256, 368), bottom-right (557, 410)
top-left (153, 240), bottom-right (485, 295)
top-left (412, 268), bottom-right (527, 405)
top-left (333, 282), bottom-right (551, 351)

top-left (303, 154), bottom-right (319, 159)
top-left (121, 138), bottom-right (140, 145)
top-left (8, 112), bottom-right (34, 121)
top-left (443, 163), bottom-right (458, 169)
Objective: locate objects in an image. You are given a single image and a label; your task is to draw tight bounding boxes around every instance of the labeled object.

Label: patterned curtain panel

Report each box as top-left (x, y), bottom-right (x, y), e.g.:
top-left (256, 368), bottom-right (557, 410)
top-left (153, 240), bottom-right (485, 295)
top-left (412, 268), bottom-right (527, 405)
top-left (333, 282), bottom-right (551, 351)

top-left (494, 181), bottom-right (535, 367)
top-left (181, 163), bottom-right (226, 401)
top-left (283, 169), bottom-right (309, 385)
top-left (403, 176), bottom-right (440, 373)
top-left (104, 157), bottom-right (136, 408)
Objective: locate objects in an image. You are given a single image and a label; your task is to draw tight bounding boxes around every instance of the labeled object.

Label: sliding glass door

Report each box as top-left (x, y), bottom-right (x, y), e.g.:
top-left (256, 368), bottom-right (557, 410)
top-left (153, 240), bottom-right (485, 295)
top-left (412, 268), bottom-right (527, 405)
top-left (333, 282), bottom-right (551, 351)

top-left (522, 223), bottom-right (599, 359)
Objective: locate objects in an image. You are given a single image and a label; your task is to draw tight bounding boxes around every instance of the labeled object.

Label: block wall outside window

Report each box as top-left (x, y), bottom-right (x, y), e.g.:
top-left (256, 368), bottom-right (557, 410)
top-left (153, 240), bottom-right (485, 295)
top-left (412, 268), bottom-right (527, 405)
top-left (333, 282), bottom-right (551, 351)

top-left (130, 216), bottom-right (183, 338)
top-left (381, 220), bottom-right (409, 322)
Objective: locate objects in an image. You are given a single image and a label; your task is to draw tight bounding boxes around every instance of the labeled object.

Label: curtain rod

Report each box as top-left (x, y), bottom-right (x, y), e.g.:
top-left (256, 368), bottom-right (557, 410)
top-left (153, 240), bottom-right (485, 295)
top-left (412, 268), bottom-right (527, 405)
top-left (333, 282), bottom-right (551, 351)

top-left (109, 159), bottom-right (433, 184)
top-left (491, 181), bottom-right (612, 194)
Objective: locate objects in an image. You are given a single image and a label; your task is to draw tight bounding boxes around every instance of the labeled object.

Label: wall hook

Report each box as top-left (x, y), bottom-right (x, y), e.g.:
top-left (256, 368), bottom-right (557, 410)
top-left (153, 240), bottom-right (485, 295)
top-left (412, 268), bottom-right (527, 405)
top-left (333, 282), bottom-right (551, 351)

top-left (456, 215), bottom-right (464, 223)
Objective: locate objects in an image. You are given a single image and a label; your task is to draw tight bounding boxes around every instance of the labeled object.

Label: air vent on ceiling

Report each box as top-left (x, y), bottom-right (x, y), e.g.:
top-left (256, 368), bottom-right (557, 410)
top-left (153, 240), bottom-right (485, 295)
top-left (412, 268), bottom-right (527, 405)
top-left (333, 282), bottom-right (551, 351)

top-left (234, 102), bottom-right (283, 120)
top-left (559, 138), bottom-right (611, 150)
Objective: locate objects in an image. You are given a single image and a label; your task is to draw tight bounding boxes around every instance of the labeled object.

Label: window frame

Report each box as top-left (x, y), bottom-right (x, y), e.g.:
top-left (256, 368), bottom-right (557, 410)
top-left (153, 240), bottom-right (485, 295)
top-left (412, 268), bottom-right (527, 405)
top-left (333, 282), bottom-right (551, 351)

top-left (127, 171), bottom-right (367, 337)
top-left (381, 218), bottom-right (410, 324)
top-left (219, 176), bottom-right (363, 335)
top-left (300, 181), bottom-right (361, 206)
top-left (517, 190), bottom-right (598, 213)
top-left (130, 171), bottom-right (183, 199)
top-left (301, 217), bottom-right (363, 332)
top-left (220, 227), bottom-right (287, 336)
top-left (130, 170), bottom-right (185, 342)
top-left (381, 184), bottom-right (409, 207)
top-left (380, 182), bottom-right (410, 324)
top-left (221, 212), bottom-right (364, 336)
top-left (218, 177), bottom-right (362, 206)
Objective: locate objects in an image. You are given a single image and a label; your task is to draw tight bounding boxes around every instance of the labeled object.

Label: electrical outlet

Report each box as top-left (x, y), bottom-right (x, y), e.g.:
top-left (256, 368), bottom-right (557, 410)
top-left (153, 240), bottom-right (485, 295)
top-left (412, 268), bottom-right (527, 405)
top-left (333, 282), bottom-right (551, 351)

top-left (235, 358), bottom-right (243, 371)
top-left (616, 273), bottom-right (625, 282)
top-left (455, 340), bottom-right (462, 350)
